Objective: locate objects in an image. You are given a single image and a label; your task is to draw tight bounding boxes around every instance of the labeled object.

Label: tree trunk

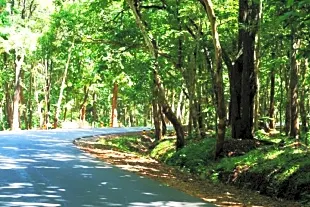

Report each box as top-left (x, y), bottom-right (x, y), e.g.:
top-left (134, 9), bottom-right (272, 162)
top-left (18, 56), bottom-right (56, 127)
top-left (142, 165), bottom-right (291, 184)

top-left (230, 56), bottom-right (243, 138)
top-left (92, 93), bottom-right (98, 124)
top-left (110, 82), bottom-right (118, 127)
top-left (54, 41), bottom-right (74, 129)
top-left (176, 90), bottom-right (184, 121)
top-left (254, 0), bottom-right (263, 131)
top-left (4, 83), bottom-right (13, 129)
top-left (127, 0), bottom-right (185, 149)
top-left (44, 58), bottom-right (52, 127)
top-left (201, 0), bottom-right (226, 157)
top-left (160, 106), bottom-right (167, 136)
top-left (299, 59), bottom-right (308, 133)
top-left (229, 0), bottom-right (245, 139)
top-left (28, 71), bottom-right (33, 129)
top-left (269, 52), bottom-right (276, 129)
top-left (289, 27), bottom-right (300, 139)
top-left (80, 85), bottom-right (89, 123)
top-left (12, 52), bottom-right (25, 130)
top-left (239, 0), bottom-right (260, 139)
top-left (285, 57), bottom-right (291, 135)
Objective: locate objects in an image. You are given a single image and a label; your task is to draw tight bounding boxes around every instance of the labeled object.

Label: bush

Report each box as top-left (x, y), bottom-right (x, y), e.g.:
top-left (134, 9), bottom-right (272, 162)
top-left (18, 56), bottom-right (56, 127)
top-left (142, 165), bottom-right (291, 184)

top-left (165, 138), bottom-right (216, 174)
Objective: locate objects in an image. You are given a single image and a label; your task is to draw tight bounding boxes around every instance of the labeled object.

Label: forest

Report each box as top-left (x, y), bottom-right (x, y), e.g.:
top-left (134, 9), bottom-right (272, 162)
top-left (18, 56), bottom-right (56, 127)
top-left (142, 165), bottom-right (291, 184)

top-left (0, 0), bottom-right (310, 204)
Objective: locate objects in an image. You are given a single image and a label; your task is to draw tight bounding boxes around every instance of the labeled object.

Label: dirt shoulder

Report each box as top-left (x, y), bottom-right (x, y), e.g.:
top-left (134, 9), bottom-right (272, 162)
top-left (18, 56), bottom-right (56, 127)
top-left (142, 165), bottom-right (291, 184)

top-left (74, 135), bottom-right (302, 207)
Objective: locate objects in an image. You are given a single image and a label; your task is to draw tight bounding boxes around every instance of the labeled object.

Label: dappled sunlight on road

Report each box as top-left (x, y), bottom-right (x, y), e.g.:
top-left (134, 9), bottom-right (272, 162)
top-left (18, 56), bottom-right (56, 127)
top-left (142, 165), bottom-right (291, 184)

top-left (0, 129), bottom-right (213, 207)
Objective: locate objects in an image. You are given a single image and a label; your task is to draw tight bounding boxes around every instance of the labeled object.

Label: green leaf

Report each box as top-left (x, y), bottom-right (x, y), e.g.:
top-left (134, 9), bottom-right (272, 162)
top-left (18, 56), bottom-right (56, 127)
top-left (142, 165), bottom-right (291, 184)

top-left (287, 0), bottom-right (294, 7)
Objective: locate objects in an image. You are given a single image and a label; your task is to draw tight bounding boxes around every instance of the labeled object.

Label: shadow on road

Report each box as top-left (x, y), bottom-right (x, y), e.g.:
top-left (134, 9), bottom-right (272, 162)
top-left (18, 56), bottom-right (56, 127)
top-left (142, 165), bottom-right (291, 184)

top-left (0, 130), bottom-right (213, 207)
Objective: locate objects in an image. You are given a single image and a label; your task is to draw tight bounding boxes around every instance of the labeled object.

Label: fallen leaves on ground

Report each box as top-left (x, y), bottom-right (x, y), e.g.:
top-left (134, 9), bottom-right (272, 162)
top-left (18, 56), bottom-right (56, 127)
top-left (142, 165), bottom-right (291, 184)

top-left (76, 137), bottom-right (302, 207)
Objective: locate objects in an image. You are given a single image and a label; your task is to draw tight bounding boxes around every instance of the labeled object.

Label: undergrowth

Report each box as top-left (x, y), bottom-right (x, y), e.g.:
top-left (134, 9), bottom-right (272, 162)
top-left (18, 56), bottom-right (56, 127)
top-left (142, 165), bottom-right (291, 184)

top-left (94, 131), bottom-right (310, 204)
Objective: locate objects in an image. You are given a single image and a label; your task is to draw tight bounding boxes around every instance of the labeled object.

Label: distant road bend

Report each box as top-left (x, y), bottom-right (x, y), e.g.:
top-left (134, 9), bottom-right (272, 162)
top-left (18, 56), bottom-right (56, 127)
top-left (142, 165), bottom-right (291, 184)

top-left (0, 128), bottom-right (214, 207)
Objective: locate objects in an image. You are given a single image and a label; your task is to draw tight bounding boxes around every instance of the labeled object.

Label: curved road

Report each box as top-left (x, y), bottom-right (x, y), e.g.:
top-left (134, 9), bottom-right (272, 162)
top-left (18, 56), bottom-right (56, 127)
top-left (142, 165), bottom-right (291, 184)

top-left (0, 128), bottom-right (214, 207)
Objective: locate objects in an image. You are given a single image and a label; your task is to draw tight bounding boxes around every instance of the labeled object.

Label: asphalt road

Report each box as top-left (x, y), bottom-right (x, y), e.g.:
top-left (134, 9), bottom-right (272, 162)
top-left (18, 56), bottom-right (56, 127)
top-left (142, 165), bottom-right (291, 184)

top-left (0, 128), bottom-right (214, 207)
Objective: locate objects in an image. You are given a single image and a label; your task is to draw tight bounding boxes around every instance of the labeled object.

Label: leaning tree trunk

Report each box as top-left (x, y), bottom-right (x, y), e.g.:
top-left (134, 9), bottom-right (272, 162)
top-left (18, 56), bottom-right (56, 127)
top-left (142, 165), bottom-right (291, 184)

top-left (152, 90), bottom-right (162, 140)
top-left (127, 0), bottom-right (185, 149)
top-left (54, 41), bottom-right (74, 129)
top-left (201, 0), bottom-right (226, 158)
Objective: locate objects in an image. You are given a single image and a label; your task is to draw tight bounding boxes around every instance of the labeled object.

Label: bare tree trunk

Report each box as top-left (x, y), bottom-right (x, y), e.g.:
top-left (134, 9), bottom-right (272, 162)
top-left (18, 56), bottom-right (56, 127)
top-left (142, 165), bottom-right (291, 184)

top-left (269, 52), bottom-right (276, 129)
top-left (299, 59), bottom-right (308, 133)
top-left (28, 70), bottom-right (33, 129)
top-left (110, 82), bottom-right (118, 127)
top-left (12, 52), bottom-right (25, 130)
top-left (152, 87), bottom-right (162, 140)
top-left (92, 93), bottom-right (98, 124)
top-left (54, 41), bottom-right (74, 129)
top-left (289, 27), bottom-right (300, 139)
top-left (4, 83), bottom-right (13, 129)
top-left (201, 0), bottom-right (226, 157)
top-left (44, 58), bottom-right (52, 127)
top-left (254, 0), bottom-right (262, 130)
top-left (80, 85), bottom-right (89, 123)
top-left (285, 59), bottom-right (291, 135)
top-left (176, 90), bottom-right (184, 121)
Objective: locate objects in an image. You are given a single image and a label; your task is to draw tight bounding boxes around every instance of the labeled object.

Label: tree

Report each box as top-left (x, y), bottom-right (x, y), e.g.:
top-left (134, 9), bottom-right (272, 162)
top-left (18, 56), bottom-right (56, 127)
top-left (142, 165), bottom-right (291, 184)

top-left (126, 0), bottom-right (185, 149)
top-left (199, 0), bottom-right (226, 157)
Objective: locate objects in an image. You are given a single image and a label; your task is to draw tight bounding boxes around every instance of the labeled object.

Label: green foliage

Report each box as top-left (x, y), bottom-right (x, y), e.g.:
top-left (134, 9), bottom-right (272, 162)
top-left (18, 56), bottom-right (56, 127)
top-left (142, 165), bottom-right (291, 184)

top-left (150, 139), bottom-right (175, 162)
top-left (165, 138), bottom-right (216, 174)
top-left (98, 136), bottom-right (141, 153)
top-left (208, 142), bottom-right (310, 200)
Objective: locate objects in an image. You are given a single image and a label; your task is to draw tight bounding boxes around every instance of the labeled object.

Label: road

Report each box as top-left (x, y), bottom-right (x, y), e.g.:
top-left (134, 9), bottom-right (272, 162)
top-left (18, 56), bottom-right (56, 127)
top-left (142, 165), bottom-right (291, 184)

top-left (0, 128), bottom-right (214, 207)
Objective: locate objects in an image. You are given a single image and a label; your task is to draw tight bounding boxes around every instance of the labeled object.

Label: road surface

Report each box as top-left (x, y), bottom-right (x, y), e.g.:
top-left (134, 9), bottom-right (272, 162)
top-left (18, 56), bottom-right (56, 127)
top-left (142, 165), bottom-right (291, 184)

top-left (0, 128), bottom-right (214, 207)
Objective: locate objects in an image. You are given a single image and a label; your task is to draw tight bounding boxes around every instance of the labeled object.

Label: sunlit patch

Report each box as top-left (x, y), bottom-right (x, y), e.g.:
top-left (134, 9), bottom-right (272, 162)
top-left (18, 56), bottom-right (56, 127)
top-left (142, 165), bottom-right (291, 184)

top-left (202, 198), bottom-right (217, 202)
top-left (95, 166), bottom-right (112, 169)
top-left (0, 163), bottom-right (27, 169)
top-left (45, 194), bottom-right (61, 198)
top-left (0, 193), bottom-right (41, 198)
top-left (32, 153), bottom-right (75, 162)
top-left (142, 192), bottom-right (157, 196)
top-left (2, 147), bottom-right (19, 150)
top-left (128, 201), bottom-right (207, 206)
top-left (0, 183), bottom-right (33, 189)
top-left (0, 202), bottom-right (61, 206)
top-left (221, 201), bottom-right (243, 205)
top-left (120, 175), bottom-right (131, 178)
top-left (34, 166), bottom-right (60, 169)
top-left (46, 186), bottom-right (60, 189)
top-left (73, 165), bottom-right (93, 169)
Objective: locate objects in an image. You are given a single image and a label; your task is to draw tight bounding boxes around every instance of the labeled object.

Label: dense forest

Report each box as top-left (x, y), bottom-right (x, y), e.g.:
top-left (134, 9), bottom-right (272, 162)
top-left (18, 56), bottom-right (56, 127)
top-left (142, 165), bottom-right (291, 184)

top-left (0, 0), bottom-right (310, 154)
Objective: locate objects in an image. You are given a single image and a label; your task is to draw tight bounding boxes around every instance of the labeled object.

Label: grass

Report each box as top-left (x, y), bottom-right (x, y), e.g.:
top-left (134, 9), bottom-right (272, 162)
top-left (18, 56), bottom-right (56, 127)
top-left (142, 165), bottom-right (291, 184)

top-left (98, 136), bottom-right (142, 153)
top-left (92, 132), bottom-right (310, 204)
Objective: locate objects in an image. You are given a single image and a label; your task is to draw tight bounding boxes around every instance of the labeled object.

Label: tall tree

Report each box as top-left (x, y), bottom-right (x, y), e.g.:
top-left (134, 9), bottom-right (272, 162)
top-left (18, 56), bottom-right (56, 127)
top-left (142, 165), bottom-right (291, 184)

top-left (200, 0), bottom-right (226, 157)
top-left (289, 26), bottom-right (300, 139)
top-left (126, 0), bottom-right (185, 149)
